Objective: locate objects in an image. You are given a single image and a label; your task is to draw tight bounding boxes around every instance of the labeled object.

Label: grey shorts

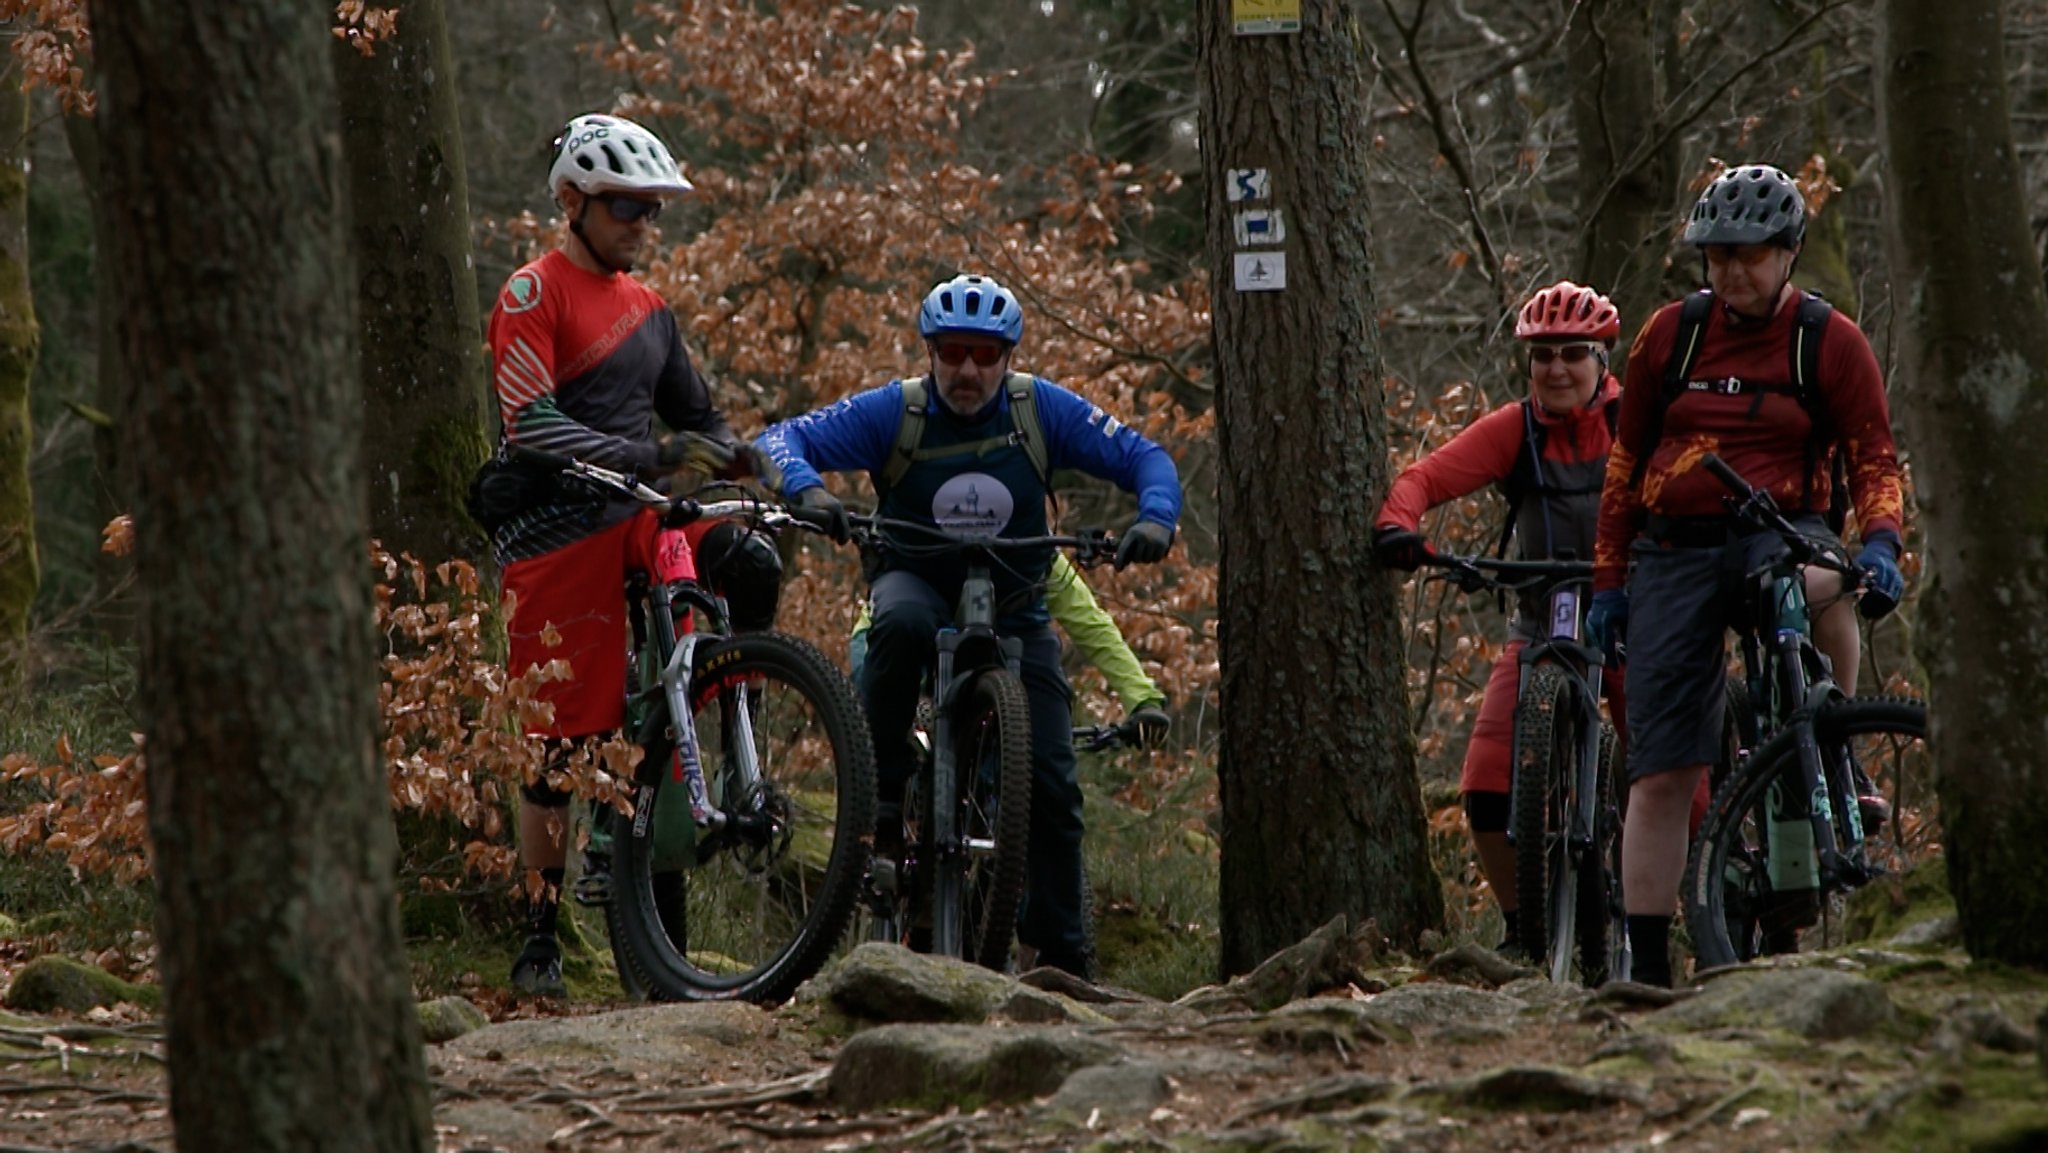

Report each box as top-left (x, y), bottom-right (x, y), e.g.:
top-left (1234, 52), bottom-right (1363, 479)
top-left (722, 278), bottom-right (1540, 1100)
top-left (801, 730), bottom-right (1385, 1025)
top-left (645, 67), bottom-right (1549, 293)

top-left (1622, 515), bottom-right (1839, 781)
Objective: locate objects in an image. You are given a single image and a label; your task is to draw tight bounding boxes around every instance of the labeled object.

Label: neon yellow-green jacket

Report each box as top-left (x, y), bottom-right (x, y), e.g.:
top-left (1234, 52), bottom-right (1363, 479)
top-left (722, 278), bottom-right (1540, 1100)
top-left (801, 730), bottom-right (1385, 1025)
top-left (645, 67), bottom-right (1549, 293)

top-left (850, 552), bottom-right (1164, 710)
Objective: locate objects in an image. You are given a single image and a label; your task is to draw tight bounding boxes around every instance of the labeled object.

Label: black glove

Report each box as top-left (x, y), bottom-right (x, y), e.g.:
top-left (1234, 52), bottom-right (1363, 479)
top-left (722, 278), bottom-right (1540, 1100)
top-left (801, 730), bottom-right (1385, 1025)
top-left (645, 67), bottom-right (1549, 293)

top-left (793, 485), bottom-right (851, 544)
top-left (1115, 520), bottom-right (1174, 569)
top-left (656, 431), bottom-right (738, 476)
top-left (1371, 525), bottom-right (1431, 572)
top-left (1129, 700), bottom-right (1171, 748)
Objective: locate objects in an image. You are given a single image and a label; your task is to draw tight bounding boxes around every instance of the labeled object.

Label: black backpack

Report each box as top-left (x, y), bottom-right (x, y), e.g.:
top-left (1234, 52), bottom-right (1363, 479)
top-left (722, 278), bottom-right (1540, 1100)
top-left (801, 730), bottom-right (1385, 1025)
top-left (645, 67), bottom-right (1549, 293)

top-left (1628, 289), bottom-right (1850, 533)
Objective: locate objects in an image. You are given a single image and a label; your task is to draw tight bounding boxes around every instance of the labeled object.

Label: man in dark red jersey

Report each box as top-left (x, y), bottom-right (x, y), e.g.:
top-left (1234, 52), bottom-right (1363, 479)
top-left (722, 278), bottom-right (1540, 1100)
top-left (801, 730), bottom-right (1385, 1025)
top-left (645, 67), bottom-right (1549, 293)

top-left (489, 113), bottom-right (777, 997)
top-left (1586, 164), bottom-right (1906, 987)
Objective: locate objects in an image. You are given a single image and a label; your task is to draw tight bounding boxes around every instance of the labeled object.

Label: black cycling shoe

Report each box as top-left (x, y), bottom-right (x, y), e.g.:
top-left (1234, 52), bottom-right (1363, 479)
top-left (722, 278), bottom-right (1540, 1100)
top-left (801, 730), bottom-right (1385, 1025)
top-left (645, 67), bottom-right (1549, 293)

top-left (510, 935), bottom-right (567, 998)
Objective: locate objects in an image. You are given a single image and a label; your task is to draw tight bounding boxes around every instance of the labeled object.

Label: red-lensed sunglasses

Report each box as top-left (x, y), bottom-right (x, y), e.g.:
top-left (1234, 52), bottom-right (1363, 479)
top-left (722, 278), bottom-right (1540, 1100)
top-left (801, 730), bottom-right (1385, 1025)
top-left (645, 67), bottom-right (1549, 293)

top-left (1528, 342), bottom-right (1602, 366)
top-left (932, 341), bottom-right (1008, 367)
top-left (595, 194), bottom-right (663, 224)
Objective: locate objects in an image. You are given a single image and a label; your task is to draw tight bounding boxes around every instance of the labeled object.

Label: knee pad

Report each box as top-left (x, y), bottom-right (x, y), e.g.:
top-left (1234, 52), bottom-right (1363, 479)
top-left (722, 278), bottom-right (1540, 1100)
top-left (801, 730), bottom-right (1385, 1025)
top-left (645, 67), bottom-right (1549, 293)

top-left (696, 521), bottom-right (783, 631)
top-left (1464, 789), bottom-right (1511, 834)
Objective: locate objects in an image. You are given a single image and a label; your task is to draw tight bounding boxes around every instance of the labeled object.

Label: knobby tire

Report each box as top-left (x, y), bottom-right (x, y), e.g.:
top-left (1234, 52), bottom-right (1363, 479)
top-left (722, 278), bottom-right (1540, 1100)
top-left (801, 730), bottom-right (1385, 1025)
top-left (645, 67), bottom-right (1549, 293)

top-left (1511, 663), bottom-right (1575, 970)
top-left (608, 632), bottom-right (876, 1003)
top-left (937, 668), bottom-right (1032, 971)
top-left (1683, 695), bottom-right (1928, 972)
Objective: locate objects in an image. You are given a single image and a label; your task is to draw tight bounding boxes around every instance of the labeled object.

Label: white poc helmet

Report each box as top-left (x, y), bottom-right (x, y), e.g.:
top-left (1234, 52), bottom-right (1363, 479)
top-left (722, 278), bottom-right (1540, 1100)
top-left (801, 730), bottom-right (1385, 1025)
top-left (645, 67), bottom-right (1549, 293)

top-left (548, 114), bottom-right (694, 200)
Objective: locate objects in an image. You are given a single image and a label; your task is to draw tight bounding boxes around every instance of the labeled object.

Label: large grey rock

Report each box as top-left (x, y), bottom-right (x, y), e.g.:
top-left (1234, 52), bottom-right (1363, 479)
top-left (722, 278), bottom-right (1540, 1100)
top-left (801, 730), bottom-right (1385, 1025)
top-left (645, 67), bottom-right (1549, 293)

top-left (995, 983), bottom-right (1111, 1025)
top-left (1043, 1060), bottom-right (1172, 1122)
top-left (813, 942), bottom-right (1012, 1024)
top-left (826, 1024), bottom-right (1125, 1111)
top-left (1649, 968), bottom-right (1893, 1041)
top-left (1888, 913), bottom-right (1960, 948)
top-left (1354, 982), bottom-right (1521, 1033)
top-left (416, 996), bottom-right (489, 1044)
top-left (442, 1001), bottom-right (775, 1070)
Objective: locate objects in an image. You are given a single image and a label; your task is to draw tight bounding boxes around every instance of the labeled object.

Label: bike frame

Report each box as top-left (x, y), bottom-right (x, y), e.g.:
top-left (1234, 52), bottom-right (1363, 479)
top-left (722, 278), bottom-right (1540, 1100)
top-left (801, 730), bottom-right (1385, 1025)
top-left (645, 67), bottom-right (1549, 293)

top-left (1705, 454), bottom-right (1874, 894)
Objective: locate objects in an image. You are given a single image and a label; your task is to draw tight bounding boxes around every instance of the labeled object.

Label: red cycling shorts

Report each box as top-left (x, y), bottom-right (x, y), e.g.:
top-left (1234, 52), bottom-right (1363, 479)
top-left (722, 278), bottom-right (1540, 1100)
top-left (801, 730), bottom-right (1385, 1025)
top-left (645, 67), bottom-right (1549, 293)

top-left (501, 508), bottom-right (711, 739)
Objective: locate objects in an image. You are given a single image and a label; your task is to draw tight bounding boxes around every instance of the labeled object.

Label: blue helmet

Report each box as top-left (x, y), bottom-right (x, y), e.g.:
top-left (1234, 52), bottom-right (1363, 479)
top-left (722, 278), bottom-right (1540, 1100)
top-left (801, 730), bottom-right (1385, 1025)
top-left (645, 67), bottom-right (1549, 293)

top-left (917, 275), bottom-right (1023, 345)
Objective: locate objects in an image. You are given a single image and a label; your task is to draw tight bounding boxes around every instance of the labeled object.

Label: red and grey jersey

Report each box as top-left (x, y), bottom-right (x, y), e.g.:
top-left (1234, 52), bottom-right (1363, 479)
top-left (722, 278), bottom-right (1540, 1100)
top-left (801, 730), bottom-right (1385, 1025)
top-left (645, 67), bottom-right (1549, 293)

top-left (486, 249), bottom-right (733, 562)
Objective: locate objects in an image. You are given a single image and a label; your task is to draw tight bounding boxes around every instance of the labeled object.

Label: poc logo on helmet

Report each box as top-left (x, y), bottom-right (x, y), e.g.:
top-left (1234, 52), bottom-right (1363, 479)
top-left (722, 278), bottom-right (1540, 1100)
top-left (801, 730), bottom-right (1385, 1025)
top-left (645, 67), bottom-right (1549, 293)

top-left (564, 127), bottom-right (609, 153)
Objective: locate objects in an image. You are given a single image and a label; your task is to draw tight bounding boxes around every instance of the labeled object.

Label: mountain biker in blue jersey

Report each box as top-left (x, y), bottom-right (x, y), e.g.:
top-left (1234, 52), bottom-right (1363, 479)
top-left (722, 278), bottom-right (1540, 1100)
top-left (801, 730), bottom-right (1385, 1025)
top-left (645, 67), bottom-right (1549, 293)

top-left (758, 273), bottom-right (1182, 977)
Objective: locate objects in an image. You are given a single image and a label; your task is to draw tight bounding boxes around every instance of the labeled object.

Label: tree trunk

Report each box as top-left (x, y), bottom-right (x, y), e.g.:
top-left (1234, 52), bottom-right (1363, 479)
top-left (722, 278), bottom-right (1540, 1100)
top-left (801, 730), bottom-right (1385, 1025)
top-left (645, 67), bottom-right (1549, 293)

top-left (0, 57), bottom-right (38, 675)
top-left (86, 2), bottom-right (434, 1150)
top-left (1200, 0), bottom-right (1443, 975)
top-left (335, 0), bottom-right (490, 564)
top-left (1568, 0), bottom-right (1678, 370)
top-left (1877, 0), bottom-right (2048, 965)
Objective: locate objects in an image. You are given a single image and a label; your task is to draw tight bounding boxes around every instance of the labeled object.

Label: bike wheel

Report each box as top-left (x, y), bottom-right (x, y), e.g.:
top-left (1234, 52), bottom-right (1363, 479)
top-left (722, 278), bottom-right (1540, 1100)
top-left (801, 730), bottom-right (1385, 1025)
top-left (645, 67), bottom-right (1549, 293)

top-left (1510, 663), bottom-right (1576, 971)
top-left (608, 632), bottom-right (876, 1003)
top-left (1683, 695), bottom-right (1928, 971)
top-left (933, 668), bottom-right (1032, 971)
top-left (1575, 724), bottom-right (1625, 985)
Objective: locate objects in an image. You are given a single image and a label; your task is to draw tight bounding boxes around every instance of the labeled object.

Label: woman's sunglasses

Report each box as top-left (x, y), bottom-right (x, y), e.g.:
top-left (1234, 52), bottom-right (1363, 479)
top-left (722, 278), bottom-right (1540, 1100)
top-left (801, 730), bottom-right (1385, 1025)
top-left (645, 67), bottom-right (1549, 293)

top-left (1528, 342), bottom-right (1602, 366)
top-left (932, 341), bottom-right (1008, 367)
top-left (595, 194), bottom-right (663, 224)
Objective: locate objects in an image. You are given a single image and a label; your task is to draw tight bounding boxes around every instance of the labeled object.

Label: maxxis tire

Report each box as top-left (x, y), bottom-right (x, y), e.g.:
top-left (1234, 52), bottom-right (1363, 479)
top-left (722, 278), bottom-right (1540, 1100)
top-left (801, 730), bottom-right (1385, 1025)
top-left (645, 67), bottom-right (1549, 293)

top-left (938, 668), bottom-right (1032, 972)
top-left (1511, 663), bottom-right (1574, 965)
top-left (607, 631), bottom-right (876, 1003)
top-left (1683, 695), bottom-right (1927, 972)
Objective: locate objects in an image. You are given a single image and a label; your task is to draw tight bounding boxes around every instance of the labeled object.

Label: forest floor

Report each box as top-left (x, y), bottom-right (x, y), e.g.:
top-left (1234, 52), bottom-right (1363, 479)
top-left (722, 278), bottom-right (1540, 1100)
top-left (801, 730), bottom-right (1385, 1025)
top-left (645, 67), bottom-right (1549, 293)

top-left (0, 912), bottom-right (2043, 1153)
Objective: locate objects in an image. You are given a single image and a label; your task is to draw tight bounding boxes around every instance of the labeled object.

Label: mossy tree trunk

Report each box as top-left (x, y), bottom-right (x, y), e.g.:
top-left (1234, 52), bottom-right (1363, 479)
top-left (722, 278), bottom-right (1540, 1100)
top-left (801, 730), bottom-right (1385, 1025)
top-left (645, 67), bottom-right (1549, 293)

top-left (1566, 0), bottom-right (1679, 371)
top-left (87, 1), bottom-right (434, 1149)
top-left (336, 0), bottom-right (490, 564)
top-left (0, 59), bottom-right (39, 676)
top-left (1877, 0), bottom-right (2048, 966)
top-left (1199, 0), bottom-right (1443, 974)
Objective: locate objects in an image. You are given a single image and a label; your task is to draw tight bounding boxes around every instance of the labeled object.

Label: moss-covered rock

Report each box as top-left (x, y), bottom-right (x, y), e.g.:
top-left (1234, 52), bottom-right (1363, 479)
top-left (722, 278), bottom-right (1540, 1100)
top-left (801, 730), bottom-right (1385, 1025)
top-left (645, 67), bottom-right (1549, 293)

top-left (1844, 855), bottom-right (1956, 947)
top-left (417, 995), bottom-right (490, 1044)
top-left (3, 954), bottom-right (158, 1013)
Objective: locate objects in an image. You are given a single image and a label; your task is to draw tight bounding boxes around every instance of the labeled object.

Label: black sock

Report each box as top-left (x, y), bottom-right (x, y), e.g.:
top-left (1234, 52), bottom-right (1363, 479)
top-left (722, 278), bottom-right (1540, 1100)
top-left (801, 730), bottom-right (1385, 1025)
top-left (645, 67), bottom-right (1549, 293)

top-left (1628, 914), bottom-right (1673, 986)
top-left (1501, 908), bottom-right (1520, 945)
top-left (526, 867), bottom-right (565, 942)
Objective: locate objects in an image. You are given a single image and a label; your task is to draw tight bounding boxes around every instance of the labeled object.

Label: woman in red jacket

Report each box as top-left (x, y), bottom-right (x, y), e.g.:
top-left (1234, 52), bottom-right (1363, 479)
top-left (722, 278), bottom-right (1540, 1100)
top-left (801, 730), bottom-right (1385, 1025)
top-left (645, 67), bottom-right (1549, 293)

top-left (1371, 281), bottom-right (1626, 953)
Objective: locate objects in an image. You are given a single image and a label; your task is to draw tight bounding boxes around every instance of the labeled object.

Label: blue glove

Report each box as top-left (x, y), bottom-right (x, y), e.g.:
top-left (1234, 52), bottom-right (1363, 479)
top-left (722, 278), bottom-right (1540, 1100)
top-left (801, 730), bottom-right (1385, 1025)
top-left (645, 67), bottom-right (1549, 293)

top-left (1854, 535), bottom-right (1904, 621)
top-left (1586, 589), bottom-right (1628, 662)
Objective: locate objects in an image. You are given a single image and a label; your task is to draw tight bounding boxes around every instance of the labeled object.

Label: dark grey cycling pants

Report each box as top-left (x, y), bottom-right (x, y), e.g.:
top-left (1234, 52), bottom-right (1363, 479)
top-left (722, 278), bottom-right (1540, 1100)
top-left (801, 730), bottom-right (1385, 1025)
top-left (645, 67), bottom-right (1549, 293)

top-left (862, 570), bottom-right (1089, 974)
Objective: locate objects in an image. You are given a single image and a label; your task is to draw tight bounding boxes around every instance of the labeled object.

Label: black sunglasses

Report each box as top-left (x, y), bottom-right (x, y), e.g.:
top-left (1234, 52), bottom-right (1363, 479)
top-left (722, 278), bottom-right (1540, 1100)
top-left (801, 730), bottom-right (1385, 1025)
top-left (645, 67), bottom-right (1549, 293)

top-left (932, 341), bottom-right (1007, 367)
top-left (1528, 342), bottom-right (1602, 366)
top-left (595, 194), bottom-right (663, 224)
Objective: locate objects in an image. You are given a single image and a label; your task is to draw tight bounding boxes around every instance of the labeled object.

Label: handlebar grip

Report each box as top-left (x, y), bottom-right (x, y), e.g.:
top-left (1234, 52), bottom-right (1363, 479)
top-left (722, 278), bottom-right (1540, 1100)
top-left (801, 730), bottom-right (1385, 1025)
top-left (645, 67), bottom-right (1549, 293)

top-left (1700, 452), bottom-right (1749, 494)
top-left (786, 505), bottom-right (839, 533)
top-left (506, 444), bottom-right (577, 473)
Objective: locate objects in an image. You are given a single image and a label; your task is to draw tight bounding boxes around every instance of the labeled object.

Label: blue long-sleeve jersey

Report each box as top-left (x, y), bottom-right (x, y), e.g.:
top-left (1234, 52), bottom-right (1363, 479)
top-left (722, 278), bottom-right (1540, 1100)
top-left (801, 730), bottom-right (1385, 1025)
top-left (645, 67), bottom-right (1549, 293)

top-left (760, 378), bottom-right (1182, 526)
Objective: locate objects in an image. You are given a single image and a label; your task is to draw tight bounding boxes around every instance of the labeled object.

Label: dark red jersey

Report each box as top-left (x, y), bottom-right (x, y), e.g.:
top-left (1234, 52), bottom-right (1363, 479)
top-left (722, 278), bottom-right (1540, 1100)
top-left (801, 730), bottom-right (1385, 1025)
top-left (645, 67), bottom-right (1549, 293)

top-left (1593, 289), bottom-right (1904, 590)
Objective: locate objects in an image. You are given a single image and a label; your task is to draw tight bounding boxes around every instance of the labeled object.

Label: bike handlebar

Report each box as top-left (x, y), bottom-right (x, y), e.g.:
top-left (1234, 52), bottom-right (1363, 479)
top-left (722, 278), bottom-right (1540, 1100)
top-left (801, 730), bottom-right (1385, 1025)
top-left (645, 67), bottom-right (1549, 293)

top-left (1420, 552), bottom-right (1593, 595)
top-left (506, 445), bottom-right (835, 536)
top-left (1073, 718), bottom-right (1145, 752)
top-left (1699, 453), bottom-right (1860, 579)
top-left (849, 513), bottom-right (1121, 567)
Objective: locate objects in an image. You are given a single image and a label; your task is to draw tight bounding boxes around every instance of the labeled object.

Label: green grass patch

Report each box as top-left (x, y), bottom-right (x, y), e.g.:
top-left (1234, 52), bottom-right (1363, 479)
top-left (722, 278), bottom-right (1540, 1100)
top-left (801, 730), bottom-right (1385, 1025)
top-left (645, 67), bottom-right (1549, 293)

top-left (1079, 743), bottom-right (1218, 999)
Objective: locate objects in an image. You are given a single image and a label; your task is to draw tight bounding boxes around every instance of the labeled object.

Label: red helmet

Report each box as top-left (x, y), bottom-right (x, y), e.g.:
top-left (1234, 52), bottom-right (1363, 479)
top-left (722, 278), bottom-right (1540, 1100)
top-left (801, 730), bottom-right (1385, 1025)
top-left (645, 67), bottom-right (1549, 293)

top-left (1515, 280), bottom-right (1620, 343)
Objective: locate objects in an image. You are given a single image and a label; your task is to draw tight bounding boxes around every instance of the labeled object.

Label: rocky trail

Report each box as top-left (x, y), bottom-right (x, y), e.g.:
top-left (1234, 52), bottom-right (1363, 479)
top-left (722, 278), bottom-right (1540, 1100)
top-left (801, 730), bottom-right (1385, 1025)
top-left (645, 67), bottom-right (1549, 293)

top-left (0, 915), bottom-right (2043, 1153)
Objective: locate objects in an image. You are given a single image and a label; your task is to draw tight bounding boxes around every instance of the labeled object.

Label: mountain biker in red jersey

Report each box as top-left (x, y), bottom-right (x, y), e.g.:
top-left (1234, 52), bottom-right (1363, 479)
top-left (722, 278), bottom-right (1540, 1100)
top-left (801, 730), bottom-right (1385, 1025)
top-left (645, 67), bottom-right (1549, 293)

top-left (1373, 280), bottom-right (1639, 954)
top-left (488, 113), bottom-right (778, 997)
top-left (1587, 164), bottom-right (1907, 988)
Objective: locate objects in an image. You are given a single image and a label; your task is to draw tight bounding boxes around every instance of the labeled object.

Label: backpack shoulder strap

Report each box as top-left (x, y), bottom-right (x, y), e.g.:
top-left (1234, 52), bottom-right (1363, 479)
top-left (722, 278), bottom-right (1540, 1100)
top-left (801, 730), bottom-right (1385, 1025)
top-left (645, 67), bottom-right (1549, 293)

top-left (1494, 400), bottom-right (1541, 558)
top-left (1629, 290), bottom-right (1716, 488)
top-left (881, 377), bottom-right (929, 490)
top-left (1790, 293), bottom-right (1833, 408)
top-left (1789, 292), bottom-right (1845, 527)
top-left (1005, 372), bottom-right (1051, 489)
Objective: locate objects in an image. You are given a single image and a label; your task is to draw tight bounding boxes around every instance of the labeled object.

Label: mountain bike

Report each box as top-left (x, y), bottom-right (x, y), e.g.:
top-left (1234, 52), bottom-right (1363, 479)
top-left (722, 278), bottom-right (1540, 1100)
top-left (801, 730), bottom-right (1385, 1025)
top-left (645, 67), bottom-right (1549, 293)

top-left (1681, 453), bottom-right (1929, 970)
top-left (510, 448), bottom-right (876, 1003)
top-left (851, 514), bottom-right (1119, 971)
top-left (1423, 552), bottom-right (1627, 986)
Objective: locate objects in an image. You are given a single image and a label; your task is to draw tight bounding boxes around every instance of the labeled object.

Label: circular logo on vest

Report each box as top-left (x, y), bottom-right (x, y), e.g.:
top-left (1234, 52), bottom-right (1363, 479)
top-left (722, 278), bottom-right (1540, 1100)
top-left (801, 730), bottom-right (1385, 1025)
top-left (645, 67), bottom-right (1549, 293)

top-left (931, 473), bottom-right (1014, 538)
top-left (502, 268), bottom-right (544, 314)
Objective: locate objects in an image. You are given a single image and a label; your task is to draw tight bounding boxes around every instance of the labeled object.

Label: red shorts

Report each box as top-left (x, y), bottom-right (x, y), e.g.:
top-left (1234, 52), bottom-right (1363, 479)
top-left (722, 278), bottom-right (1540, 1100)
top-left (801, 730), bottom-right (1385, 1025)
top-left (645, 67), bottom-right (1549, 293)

top-left (502, 509), bottom-right (712, 739)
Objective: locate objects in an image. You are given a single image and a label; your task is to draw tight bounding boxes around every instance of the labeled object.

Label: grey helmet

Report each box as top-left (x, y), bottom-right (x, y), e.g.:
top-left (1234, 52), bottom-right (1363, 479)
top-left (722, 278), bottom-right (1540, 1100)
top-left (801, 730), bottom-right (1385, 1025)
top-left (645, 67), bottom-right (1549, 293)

top-left (1682, 164), bottom-right (1805, 248)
